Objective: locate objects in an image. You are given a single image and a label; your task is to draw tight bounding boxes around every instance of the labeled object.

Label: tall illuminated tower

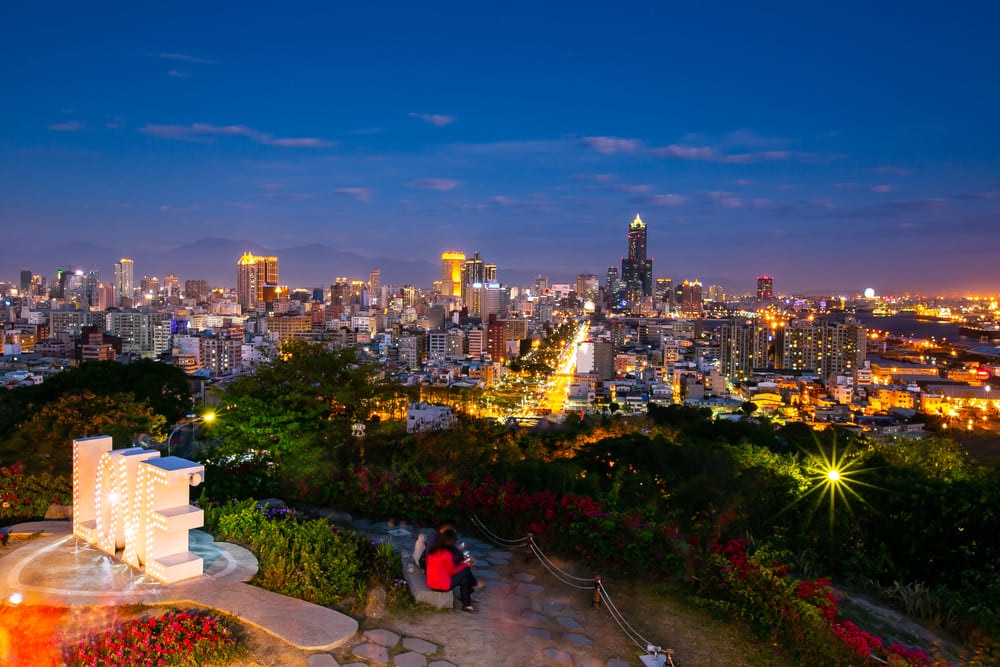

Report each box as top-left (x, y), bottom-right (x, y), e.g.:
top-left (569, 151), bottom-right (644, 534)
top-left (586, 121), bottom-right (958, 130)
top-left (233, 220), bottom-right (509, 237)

top-left (620, 214), bottom-right (653, 302)
top-left (440, 251), bottom-right (465, 298)
top-left (237, 253), bottom-right (279, 313)
top-left (114, 258), bottom-right (134, 306)
top-left (756, 275), bottom-right (774, 302)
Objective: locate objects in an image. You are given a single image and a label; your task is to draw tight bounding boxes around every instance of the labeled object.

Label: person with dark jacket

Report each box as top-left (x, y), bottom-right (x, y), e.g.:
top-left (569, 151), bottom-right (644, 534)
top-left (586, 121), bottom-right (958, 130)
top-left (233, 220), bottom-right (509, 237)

top-left (425, 529), bottom-right (478, 612)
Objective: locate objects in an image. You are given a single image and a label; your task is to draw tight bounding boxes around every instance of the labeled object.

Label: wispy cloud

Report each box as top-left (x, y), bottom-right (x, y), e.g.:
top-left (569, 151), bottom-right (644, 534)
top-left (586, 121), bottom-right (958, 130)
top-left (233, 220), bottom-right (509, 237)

top-left (867, 166), bottom-right (910, 176)
top-left (572, 173), bottom-right (614, 183)
top-left (48, 121), bottom-right (83, 132)
top-left (639, 194), bottom-right (687, 207)
top-left (155, 52), bottom-right (215, 64)
top-left (581, 135), bottom-right (801, 163)
top-left (611, 184), bottom-right (652, 194)
top-left (871, 184), bottom-right (895, 194)
top-left (138, 123), bottom-right (336, 148)
top-left (224, 202), bottom-right (257, 210)
top-left (335, 187), bottom-right (374, 202)
top-left (409, 112), bottom-right (456, 127)
top-left (651, 144), bottom-right (714, 160)
top-left (159, 204), bottom-right (201, 214)
top-left (408, 178), bottom-right (460, 191)
top-left (580, 136), bottom-right (641, 154)
top-left (167, 70), bottom-right (189, 78)
top-left (257, 183), bottom-right (285, 192)
top-left (258, 192), bottom-right (314, 201)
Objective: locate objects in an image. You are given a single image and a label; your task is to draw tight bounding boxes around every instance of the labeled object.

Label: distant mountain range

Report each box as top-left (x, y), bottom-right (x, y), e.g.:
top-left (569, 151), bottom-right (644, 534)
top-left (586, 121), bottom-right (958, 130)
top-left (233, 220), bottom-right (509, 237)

top-left (1, 239), bottom-right (452, 289)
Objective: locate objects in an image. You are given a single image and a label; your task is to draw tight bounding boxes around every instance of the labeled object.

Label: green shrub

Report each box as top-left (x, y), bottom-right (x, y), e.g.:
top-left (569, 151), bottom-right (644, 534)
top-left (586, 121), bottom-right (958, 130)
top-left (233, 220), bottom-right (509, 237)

top-left (215, 505), bottom-right (361, 606)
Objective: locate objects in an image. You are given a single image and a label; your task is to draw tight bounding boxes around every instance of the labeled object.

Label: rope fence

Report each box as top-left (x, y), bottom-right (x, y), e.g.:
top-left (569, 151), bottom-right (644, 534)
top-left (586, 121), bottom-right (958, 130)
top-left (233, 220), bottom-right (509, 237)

top-left (471, 516), bottom-right (906, 667)
top-left (471, 515), bottom-right (676, 666)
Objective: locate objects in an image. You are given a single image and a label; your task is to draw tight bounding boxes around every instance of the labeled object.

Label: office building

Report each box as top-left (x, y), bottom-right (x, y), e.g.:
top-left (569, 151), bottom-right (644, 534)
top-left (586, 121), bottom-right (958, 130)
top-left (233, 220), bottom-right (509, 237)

top-left (440, 252), bottom-right (465, 298)
top-left (184, 280), bottom-right (209, 301)
top-left (620, 214), bottom-right (653, 303)
top-left (237, 253), bottom-right (279, 313)
top-left (368, 269), bottom-right (381, 305)
top-left (114, 258), bottom-right (134, 307)
top-left (756, 275), bottom-right (774, 302)
top-left (680, 280), bottom-right (703, 317)
top-left (575, 274), bottom-right (600, 300)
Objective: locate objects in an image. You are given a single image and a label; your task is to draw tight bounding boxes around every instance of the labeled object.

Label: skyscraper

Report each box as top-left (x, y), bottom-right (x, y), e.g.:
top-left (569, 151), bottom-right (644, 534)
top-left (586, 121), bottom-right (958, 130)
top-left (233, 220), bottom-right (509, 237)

top-left (756, 275), bottom-right (774, 302)
top-left (114, 258), bottom-right (134, 307)
top-left (680, 280), bottom-right (703, 317)
top-left (84, 267), bottom-right (100, 307)
top-left (368, 269), bottom-right (381, 305)
top-left (620, 214), bottom-right (653, 303)
top-left (19, 269), bottom-right (31, 294)
top-left (440, 252), bottom-right (465, 298)
top-left (462, 251), bottom-right (485, 287)
top-left (237, 253), bottom-right (279, 313)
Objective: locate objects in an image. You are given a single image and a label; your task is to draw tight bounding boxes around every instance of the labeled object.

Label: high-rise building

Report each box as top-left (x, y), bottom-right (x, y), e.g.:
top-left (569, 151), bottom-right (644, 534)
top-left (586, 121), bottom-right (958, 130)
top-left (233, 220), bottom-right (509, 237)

top-left (462, 252), bottom-right (486, 287)
top-left (164, 273), bottom-right (180, 298)
top-left (756, 275), bottom-right (774, 302)
top-left (719, 319), bottom-right (770, 380)
top-left (19, 269), bottom-right (31, 294)
top-left (655, 278), bottom-right (674, 310)
top-left (680, 280), bottom-right (703, 317)
top-left (184, 280), bottom-right (209, 301)
top-left (368, 269), bottom-right (381, 305)
top-left (776, 319), bottom-right (866, 376)
top-left (114, 258), bottom-right (134, 307)
top-left (84, 267), bottom-right (100, 307)
top-left (605, 266), bottom-right (622, 308)
top-left (236, 253), bottom-right (279, 313)
top-left (575, 274), bottom-right (600, 300)
top-left (621, 214), bottom-right (654, 303)
top-left (440, 252), bottom-right (465, 298)
top-left (484, 263), bottom-right (497, 283)
top-left (706, 284), bottom-right (726, 303)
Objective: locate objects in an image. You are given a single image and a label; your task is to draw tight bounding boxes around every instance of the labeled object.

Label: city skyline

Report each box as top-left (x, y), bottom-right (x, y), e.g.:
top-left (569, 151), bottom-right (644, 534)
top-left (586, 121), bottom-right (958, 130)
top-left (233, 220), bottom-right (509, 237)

top-left (2, 3), bottom-right (999, 293)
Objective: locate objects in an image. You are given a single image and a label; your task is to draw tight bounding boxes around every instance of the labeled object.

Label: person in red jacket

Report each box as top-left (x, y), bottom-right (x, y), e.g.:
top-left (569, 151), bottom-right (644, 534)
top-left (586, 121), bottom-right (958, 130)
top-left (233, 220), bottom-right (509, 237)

top-left (425, 528), bottom-right (478, 612)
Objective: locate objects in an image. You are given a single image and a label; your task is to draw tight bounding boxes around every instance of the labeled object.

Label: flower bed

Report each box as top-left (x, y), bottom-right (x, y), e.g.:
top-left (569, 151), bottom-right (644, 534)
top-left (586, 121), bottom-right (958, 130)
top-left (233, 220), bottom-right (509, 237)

top-left (699, 538), bottom-right (933, 666)
top-left (335, 466), bottom-right (939, 665)
top-left (0, 463), bottom-right (71, 521)
top-left (64, 610), bottom-right (242, 667)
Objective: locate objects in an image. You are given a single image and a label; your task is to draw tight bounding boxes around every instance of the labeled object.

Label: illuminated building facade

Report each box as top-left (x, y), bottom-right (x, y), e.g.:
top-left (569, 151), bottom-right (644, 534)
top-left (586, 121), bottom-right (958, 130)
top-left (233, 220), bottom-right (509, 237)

top-left (776, 319), bottom-right (866, 375)
top-left (756, 275), bottom-right (774, 302)
top-left (114, 258), bottom-right (134, 307)
top-left (236, 252), bottom-right (279, 313)
top-left (621, 214), bottom-right (653, 303)
top-left (440, 251), bottom-right (465, 298)
top-left (719, 319), bottom-right (770, 380)
top-left (680, 280), bottom-right (703, 317)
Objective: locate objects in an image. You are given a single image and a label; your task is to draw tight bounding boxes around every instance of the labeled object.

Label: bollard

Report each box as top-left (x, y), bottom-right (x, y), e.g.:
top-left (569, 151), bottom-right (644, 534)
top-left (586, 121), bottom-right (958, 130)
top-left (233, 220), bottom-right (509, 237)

top-left (526, 532), bottom-right (534, 562)
top-left (592, 575), bottom-right (602, 609)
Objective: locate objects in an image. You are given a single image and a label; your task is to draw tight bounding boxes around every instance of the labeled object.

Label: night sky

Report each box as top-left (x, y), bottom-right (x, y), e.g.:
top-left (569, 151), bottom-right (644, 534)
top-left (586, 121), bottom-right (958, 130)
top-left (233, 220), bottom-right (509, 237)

top-left (1, 2), bottom-right (998, 294)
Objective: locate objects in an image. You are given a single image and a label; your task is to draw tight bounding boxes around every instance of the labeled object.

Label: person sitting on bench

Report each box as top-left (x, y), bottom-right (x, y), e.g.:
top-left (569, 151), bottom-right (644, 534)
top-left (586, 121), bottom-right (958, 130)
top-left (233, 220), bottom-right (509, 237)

top-left (425, 528), bottom-right (478, 612)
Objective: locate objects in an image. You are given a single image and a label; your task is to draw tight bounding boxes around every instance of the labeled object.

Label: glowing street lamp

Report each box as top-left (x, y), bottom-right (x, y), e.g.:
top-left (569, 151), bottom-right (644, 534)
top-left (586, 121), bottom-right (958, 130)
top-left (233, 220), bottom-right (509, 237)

top-left (166, 412), bottom-right (215, 457)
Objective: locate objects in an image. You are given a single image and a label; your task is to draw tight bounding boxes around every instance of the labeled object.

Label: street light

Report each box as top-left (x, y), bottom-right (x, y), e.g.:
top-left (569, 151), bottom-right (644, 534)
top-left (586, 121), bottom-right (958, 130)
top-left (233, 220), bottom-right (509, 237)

top-left (166, 412), bottom-right (215, 457)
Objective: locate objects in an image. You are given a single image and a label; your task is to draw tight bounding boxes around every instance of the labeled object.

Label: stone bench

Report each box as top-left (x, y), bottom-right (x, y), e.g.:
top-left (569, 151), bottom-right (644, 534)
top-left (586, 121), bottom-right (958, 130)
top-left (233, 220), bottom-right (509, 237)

top-left (401, 560), bottom-right (458, 609)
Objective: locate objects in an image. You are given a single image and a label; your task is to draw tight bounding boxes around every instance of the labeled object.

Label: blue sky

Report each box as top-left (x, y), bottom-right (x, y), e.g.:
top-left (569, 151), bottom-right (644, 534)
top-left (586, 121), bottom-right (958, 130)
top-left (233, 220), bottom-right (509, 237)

top-left (1, 1), bottom-right (998, 293)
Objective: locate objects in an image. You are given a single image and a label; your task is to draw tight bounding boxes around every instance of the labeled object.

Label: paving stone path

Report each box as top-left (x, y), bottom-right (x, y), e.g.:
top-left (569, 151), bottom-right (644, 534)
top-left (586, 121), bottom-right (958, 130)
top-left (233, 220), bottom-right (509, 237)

top-left (297, 519), bottom-right (639, 666)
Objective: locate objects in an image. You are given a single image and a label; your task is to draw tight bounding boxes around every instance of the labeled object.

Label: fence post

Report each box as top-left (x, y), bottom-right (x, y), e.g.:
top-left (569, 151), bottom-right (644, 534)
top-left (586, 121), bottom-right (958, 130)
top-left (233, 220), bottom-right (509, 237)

top-left (592, 575), bottom-right (602, 609)
top-left (525, 532), bottom-right (534, 562)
